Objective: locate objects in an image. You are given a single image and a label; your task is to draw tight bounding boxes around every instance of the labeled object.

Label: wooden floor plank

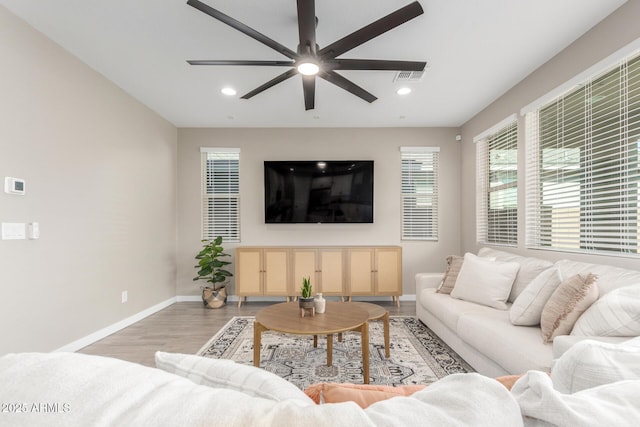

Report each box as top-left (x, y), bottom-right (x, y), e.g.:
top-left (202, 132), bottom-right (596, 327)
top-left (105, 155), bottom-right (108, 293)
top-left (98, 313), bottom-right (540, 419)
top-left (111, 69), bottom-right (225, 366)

top-left (78, 300), bottom-right (415, 367)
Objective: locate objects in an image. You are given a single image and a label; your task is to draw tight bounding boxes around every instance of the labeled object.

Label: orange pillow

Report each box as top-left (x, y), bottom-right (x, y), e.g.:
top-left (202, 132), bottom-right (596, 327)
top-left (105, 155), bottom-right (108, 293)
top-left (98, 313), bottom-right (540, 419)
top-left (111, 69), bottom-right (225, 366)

top-left (494, 374), bottom-right (525, 390)
top-left (304, 383), bottom-right (426, 408)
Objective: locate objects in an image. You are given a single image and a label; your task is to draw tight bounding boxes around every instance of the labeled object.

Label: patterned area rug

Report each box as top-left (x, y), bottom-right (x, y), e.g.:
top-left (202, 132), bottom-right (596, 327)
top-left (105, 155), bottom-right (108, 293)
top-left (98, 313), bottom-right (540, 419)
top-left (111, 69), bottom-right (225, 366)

top-left (198, 316), bottom-right (473, 390)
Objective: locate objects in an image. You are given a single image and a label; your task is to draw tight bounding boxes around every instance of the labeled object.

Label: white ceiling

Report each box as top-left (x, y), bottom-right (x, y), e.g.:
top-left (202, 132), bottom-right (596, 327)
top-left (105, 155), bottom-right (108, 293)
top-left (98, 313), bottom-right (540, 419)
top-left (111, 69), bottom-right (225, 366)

top-left (0, 0), bottom-right (627, 128)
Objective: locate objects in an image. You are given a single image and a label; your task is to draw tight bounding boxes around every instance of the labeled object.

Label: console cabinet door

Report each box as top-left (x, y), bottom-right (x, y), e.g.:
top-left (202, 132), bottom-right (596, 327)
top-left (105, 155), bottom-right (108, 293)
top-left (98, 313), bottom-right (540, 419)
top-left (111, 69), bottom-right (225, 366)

top-left (291, 248), bottom-right (318, 296)
top-left (374, 247), bottom-right (402, 295)
top-left (263, 248), bottom-right (291, 296)
top-left (235, 248), bottom-right (262, 296)
top-left (347, 248), bottom-right (375, 295)
top-left (317, 248), bottom-right (345, 296)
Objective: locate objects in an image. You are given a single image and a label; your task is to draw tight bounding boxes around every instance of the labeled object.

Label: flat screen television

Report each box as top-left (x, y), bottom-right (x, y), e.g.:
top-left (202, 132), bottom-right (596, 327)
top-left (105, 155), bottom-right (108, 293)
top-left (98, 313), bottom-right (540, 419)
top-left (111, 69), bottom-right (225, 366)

top-left (264, 160), bottom-right (374, 224)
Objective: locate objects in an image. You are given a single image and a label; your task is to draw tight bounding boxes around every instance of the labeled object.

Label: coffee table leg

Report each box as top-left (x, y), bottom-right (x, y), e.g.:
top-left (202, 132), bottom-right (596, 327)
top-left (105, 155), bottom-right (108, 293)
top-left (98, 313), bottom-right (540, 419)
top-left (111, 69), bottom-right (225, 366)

top-left (253, 321), bottom-right (265, 367)
top-left (313, 335), bottom-right (318, 347)
top-left (361, 322), bottom-right (369, 384)
top-left (383, 311), bottom-right (390, 358)
top-left (327, 334), bottom-right (333, 366)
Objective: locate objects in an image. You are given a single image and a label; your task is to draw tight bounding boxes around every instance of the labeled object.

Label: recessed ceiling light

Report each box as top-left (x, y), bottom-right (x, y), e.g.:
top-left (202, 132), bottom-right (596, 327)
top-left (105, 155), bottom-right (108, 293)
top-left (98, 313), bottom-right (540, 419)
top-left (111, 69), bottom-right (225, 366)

top-left (396, 87), bottom-right (412, 95)
top-left (221, 87), bottom-right (237, 96)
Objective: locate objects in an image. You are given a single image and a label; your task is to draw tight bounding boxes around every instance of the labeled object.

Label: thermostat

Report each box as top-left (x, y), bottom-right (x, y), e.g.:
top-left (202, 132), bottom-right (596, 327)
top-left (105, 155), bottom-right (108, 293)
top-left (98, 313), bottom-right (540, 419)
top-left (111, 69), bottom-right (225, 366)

top-left (4, 177), bottom-right (26, 195)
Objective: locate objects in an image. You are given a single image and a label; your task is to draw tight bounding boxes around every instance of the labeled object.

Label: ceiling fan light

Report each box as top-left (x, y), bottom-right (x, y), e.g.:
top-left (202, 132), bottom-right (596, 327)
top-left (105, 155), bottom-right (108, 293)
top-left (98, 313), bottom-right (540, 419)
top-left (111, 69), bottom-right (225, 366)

top-left (221, 87), bottom-right (237, 96)
top-left (297, 62), bottom-right (320, 76)
top-left (396, 87), bottom-right (412, 95)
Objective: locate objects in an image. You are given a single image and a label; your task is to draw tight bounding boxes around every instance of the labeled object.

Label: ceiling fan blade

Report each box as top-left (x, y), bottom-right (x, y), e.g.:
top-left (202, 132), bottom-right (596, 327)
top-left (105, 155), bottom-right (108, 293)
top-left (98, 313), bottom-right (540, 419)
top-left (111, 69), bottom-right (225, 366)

top-left (319, 1), bottom-right (423, 59)
top-left (319, 71), bottom-right (377, 103)
top-left (297, 0), bottom-right (317, 55)
top-left (187, 60), bottom-right (295, 66)
top-left (241, 68), bottom-right (298, 99)
top-left (187, 0), bottom-right (298, 60)
top-left (330, 59), bottom-right (425, 71)
top-left (302, 75), bottom-right (316, 110)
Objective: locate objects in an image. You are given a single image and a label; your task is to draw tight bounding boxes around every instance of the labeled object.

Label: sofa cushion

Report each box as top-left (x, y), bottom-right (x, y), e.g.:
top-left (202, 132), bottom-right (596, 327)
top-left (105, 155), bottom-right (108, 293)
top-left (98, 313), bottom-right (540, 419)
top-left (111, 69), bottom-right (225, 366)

top-left (509, 268), bottom-right (562, 326)
top-left (571, 284), bottom-right (640, 337)
top-left (437, 255), bottom-right (464, 294)
top-left (478, 247), bottom-right (553, 302)
top-left (419, 288), bottom-right (500, 332)
top-left (540, 273), bottom-right (599, 343)
top-left (155, 352), bottom-right (313, 404)
top-left (550, 337), bottom-right (640, 393)
top-left (450, 253), bottom-right (519, 310)
top-left (554, 259), bottom-right (640, 296)
top-left (457, 310), bottom-right (553, 374)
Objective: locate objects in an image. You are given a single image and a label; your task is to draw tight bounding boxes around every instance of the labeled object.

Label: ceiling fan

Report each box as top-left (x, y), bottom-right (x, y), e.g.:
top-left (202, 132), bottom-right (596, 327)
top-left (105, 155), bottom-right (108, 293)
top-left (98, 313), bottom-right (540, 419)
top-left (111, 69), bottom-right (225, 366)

top-left (186, 0), bottom-right (426, 110)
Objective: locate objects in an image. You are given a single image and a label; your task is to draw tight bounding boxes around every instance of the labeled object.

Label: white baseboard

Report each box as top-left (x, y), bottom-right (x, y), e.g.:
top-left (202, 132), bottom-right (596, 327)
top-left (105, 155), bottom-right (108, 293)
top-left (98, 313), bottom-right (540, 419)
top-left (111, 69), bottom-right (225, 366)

top-left (57, 293), bottom-right (417, 352)
top-left (55, 297), bottom-right (177, 352)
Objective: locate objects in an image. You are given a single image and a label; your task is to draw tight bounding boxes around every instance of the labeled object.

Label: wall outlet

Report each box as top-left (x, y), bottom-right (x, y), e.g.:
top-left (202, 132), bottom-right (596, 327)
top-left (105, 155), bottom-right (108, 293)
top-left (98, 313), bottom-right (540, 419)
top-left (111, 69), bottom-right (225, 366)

top-left (121, 291), bottom-right (128, 303)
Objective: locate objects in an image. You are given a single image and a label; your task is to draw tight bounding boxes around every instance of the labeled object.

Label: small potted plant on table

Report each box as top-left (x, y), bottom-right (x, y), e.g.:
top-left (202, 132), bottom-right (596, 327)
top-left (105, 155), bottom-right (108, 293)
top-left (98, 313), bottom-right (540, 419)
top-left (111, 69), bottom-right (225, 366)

top-left (299, 276), bottom-right (315, 317)
top-left (193, 236), bottom-right (233, 309)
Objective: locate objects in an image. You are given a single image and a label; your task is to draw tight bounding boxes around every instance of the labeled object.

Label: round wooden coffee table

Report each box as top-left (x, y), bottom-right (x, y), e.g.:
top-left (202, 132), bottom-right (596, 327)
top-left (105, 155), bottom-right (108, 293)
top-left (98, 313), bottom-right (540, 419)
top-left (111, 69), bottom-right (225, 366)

top-left (348, 302), bottom-right (390, 358)
top-left (254, 301), bottom-right (371, 383)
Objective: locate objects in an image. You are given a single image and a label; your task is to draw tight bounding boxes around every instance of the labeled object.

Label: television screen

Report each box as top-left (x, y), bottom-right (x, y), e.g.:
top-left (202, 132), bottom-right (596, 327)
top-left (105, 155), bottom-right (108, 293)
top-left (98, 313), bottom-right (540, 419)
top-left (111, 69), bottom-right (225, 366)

top-left (264, 161), bottom-right (374, 223)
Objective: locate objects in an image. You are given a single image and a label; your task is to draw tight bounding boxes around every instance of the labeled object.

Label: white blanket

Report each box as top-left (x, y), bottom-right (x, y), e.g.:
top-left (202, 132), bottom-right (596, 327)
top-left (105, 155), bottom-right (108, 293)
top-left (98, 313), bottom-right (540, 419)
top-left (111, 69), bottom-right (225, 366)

top-left (512, 371), bottom-right (640, 427)
top-left (0, 353), bottom-right (522, 427)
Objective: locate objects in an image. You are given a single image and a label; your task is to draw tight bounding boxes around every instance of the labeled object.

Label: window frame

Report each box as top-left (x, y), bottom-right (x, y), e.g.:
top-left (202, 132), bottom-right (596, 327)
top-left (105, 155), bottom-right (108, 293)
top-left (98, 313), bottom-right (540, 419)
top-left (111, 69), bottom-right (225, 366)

top-left (524, 51), bottom-right (640, 257)
top-left (475, 115), bottom-right (519, 247)
top-left (200, 147), bottom-right (241, 243)
top-left (400, 146), bottom-right (440, 241)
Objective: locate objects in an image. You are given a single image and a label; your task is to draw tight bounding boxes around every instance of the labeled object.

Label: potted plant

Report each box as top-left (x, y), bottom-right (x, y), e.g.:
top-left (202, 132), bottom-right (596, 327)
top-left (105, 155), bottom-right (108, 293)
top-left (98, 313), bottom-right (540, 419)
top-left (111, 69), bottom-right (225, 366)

top-left (299, 276), bottom-right (314, 309)
top-left (193, 236), bottom-right (233, 309)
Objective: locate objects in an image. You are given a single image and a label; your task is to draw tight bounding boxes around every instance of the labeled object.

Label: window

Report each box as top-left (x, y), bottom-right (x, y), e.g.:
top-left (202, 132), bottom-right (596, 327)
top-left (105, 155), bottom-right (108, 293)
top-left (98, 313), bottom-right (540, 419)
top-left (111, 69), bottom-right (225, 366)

top-left (525, 52), bottom-right (640, 255)
top-left (401, 147), bottom-right (439, 240)
top-left (475, 116), bottom-right (518, 246)
top-left (201, 147), bottom-right (240, 242)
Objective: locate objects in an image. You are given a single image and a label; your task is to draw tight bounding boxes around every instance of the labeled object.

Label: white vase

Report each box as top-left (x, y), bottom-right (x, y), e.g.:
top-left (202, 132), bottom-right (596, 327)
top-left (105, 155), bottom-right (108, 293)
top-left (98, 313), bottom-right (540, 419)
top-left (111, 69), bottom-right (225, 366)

top-left (314, 293), bottom-right (326, 314)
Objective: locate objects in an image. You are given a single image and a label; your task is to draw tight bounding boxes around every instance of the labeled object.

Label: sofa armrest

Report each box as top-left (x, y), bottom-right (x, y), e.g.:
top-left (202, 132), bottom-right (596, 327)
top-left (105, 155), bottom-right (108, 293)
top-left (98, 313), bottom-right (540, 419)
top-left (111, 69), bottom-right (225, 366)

top-left (415, 273), bottom-right (444, 296)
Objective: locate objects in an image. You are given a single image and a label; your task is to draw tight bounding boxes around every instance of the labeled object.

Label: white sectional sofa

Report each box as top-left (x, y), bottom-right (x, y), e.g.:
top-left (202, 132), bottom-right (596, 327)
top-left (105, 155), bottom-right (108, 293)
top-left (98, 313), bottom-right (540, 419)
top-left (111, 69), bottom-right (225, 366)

top-left (416, 248), bottom-right (640, 377)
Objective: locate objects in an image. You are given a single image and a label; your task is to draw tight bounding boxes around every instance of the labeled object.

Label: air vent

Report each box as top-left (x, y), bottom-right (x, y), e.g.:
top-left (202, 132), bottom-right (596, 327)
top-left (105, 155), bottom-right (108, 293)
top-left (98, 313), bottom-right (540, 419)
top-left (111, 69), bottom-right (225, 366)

top-left (394, 70), bottom-right (425, 82)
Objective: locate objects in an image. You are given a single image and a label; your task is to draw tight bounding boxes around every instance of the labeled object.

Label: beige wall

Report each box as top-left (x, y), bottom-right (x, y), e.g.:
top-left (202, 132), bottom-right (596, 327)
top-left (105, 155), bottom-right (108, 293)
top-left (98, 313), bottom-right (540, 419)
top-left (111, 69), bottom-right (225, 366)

top-left (177, 128), bottom-right (461, 297)
top-left (0, 7), bottom-right (178, 353)
top-left (460, 0), bottom-right (640, 269)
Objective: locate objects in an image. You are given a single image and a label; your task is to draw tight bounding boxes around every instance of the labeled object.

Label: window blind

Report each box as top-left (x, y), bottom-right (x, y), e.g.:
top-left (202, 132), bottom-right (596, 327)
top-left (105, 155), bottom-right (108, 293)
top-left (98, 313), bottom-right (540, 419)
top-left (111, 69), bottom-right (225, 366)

top-left (525, 52), bottom-right (640, 256)
top-left (201, 148), bottom-right (240, 243)
top-left (476, 118), bottom-right (518, 246)
top-left (401, 147), bottom-right (439, 240)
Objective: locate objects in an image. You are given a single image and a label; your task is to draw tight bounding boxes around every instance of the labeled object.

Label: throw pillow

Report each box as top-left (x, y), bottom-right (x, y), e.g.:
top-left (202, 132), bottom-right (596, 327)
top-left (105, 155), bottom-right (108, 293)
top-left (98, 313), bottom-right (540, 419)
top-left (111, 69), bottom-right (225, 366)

top-left (450, 253), bottom-right (520, 310)
top-left (304, 383), bottom-right (426, 408)
top-left (436, 255), bottom-right (464, 294)
top-left (550, 337), bottom-right (640, 393)
top-left (540, 273), bottom-right (599, 343)
top-left (571, 284), bottom-right (640, 337)
top-left (509, 268), bottom-right (562, 326)
top-left (154, 352), bottom-right (314, 404)
top-left (478, 247), bottom-right (553, 302)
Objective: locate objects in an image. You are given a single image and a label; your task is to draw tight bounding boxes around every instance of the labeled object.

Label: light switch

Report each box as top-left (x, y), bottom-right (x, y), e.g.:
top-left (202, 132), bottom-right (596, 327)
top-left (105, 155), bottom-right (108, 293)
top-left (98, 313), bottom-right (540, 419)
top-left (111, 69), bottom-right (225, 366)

top-left (29, 222), bottom-right (40, 239)
top-left (1, 223), bottom-right (26, 240)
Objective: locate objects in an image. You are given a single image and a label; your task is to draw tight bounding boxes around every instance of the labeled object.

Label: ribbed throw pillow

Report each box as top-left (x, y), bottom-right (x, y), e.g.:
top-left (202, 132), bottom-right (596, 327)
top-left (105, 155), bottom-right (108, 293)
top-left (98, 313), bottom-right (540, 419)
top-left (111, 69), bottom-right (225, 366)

top-left (437, 255), bottom-right (464, 294)
top-left (571, 284), bottom-right (640, 337)
top-left (540, 273), bottom-right (599, 343)
top-left (510, 268), bottom-right (562, 326)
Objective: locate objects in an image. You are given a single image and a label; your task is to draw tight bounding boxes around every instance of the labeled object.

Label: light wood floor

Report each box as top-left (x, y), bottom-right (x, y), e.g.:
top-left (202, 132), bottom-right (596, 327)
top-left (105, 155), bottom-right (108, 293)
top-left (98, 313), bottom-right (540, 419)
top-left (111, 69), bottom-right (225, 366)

top-left (78, 299), bottom-right (416, 367)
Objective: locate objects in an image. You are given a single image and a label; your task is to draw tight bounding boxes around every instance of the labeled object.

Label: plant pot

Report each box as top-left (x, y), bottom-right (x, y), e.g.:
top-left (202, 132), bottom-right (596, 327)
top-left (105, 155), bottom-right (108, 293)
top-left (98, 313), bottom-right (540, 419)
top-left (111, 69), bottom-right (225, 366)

top-left (298, 297), bottom-right (315, 309)
top-left (202, 286), bottom-right (227, 309)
